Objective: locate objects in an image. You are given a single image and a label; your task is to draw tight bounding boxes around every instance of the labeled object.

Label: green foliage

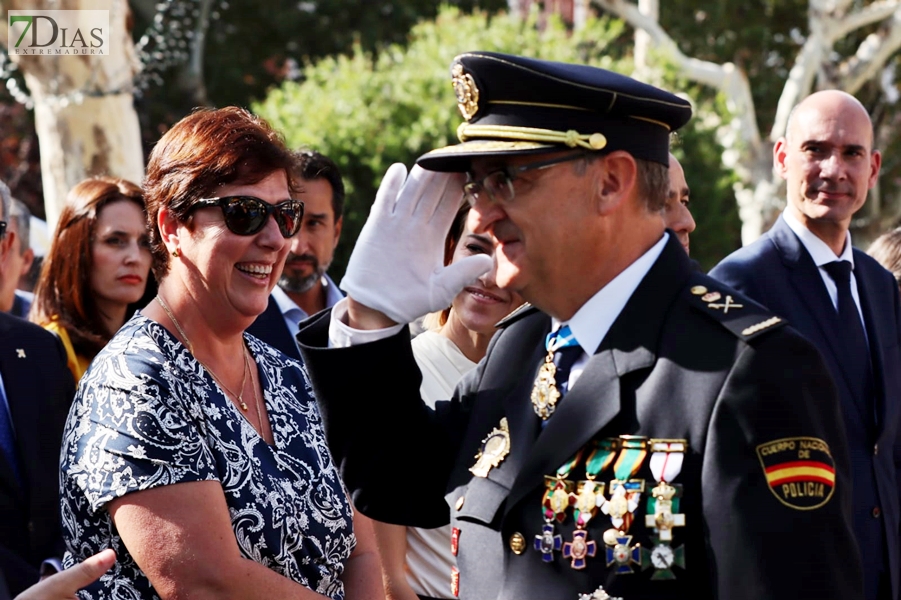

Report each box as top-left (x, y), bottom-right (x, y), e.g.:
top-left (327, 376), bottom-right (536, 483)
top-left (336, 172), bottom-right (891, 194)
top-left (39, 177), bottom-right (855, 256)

top-left (256, 5), bottom-right (629, 278)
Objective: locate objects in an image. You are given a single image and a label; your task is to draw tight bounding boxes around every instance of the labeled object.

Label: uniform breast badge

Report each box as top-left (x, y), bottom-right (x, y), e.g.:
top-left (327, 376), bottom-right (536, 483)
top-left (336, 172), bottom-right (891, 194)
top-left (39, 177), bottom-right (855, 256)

top-left (563, 439), bottom-right (617, 570)
top-left (469, 417), bottom-right (511, 478)
top-left (531, 326), bottom-right (580, 419)
top-left (535, 450), bottom-right (581, 562)
top-left (641, 439), bottom-right (688, 579)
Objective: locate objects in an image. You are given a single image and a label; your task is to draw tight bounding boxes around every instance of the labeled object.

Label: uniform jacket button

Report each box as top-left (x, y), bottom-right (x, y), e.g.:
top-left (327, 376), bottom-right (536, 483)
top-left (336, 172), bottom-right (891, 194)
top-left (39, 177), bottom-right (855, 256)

top-left (873, 506), bottom-right (882, 518)
top-left (509, 532), bottom-right (526, 555)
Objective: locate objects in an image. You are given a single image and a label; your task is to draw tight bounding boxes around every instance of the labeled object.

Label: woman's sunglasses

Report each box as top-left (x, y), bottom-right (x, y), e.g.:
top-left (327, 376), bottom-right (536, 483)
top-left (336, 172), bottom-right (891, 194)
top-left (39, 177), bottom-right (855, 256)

top-left (191, 196), bottom-right (305, 238)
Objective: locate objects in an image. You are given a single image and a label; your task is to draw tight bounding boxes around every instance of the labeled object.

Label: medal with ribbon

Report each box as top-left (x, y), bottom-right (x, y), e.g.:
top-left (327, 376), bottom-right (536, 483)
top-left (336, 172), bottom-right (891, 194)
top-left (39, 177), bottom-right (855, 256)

top-left (601, 436), bottom-right (647, 574)
top-left (641, 439), bottom-right (688, 579)
top-left (535, 450), bottom-right (581, 562)
top-left (531, 326), bottom-right (580, 420)
top-left (562, 439), bottom-right (617, 569)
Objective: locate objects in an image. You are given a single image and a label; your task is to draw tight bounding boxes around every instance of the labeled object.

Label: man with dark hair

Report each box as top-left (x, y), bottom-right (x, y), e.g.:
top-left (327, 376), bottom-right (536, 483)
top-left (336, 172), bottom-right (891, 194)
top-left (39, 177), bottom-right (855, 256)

top-left (664, 153), bottom-right (695, 255)
top-left (711, 89), bottom-right (901, 600)
top-left (297, 52), bottom-right (862, 599)
top-left (248, 149), bottom-right (345, 358)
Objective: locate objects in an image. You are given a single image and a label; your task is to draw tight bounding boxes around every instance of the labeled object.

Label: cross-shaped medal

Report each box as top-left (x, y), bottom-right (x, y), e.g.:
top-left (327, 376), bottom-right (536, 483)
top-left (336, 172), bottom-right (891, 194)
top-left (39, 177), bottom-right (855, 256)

top-left (563, 530), bottom-right (597, 569)
top-left (534, 523), bottom-right (562, 562)
top-left (605, 533), bottom-right (641, 574)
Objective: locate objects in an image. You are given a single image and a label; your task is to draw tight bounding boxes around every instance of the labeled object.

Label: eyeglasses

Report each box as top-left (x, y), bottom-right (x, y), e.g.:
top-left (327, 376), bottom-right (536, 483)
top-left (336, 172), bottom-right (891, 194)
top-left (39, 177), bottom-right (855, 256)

top-left (463, 152), bottom-right (588, 207)
top-left (0, 221), bottom-right (6, 240)
top-left (191, 196), bottom-right (304, 238)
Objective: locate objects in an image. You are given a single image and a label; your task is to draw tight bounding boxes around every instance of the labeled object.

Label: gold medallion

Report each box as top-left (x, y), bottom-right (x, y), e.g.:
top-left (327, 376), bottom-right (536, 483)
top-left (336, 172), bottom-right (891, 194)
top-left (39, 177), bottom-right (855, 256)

top-left (531, 354), bottom-right (562, 419)
top-left (602, 528), bottom-right (621, 546)
top-left (470, 418), bottom-right (511, 478)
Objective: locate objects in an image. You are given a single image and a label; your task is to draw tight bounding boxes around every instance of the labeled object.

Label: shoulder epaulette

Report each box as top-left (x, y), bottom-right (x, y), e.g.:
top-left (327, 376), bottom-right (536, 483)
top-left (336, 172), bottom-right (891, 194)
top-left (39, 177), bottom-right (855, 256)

top-left (494, 302), bottom-right (538, 329)
top-left (685, 274), bottom-right (787, 342)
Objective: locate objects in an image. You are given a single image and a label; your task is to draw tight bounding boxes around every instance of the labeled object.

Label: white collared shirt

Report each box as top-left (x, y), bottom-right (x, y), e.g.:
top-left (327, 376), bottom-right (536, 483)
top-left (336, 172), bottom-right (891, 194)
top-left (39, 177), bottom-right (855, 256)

top-left (328, 232), bottom-right (670, 393)
top-left (781, 210), bottom-right (867, 332)
top-left (551, 232), bottom-right (669, 389)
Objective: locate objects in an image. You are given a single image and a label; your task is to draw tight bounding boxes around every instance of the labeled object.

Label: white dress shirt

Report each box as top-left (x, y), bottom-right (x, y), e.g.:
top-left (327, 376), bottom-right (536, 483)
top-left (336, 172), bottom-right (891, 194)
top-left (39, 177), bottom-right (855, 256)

top-left (782, 210), bottom-right (867, 335)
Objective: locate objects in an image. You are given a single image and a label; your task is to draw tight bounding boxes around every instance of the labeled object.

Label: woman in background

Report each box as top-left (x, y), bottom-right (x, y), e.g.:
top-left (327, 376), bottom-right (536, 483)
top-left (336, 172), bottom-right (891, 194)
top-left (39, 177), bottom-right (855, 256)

top-left (867, 226), bottom-right (901, 292)
top-left (373, 204), bottom-right (523, 600)
top-left (30, 177), bottom-right (152, 381)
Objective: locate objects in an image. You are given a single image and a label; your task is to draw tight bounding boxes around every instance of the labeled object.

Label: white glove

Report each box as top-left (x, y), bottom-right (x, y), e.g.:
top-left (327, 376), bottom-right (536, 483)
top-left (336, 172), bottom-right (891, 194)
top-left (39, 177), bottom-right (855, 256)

top-left (340, 163), bottom-right (493, 325)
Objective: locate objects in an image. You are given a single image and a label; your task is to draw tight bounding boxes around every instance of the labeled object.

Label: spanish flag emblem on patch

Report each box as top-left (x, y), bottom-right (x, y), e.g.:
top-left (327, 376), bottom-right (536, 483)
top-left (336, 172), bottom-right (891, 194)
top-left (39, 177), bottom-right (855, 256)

top-left (756, 437), bottom-right (835, 510)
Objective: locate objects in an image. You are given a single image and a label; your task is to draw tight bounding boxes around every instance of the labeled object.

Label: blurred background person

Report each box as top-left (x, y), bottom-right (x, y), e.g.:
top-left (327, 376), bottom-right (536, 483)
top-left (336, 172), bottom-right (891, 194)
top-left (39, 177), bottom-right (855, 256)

top-left (867, 227), bottom-right (901, 292)
top-left (0, 180), bottom-right (75, 598)
top-left (59, 107), bottom-right (382, 600)
top-left (1, 198), bottom-right (35, 318)
top-left (373, 204), bottom-right (523, 600)
top-left (29, 177), bottom-right (152, 382)
top-left (249, 149), bottom-right (345, 358)
top-left (664, 152), bottom-right (696, 255)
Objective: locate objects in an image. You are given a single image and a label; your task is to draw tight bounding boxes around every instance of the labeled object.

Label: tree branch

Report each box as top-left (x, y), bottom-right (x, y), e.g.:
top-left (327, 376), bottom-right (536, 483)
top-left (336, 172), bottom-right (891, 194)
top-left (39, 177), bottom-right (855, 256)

top-left (595, 0), bottom-right (760, 148)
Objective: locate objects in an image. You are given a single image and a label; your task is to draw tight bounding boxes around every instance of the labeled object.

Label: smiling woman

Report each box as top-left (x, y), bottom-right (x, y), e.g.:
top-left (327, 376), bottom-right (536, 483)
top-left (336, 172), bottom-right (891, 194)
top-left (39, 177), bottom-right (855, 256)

top-left (58, 107), bottom-right (383, 600)
top-left (29, 176), bottom-right (152, 382)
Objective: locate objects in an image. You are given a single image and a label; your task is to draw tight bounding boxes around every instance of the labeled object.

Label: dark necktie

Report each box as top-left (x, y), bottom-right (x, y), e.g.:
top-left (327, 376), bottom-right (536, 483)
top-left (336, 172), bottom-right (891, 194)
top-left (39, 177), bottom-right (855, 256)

top-left (822, 260), bottom-right (875, 426)
top-left (0, 385), bottom-right (22, 486)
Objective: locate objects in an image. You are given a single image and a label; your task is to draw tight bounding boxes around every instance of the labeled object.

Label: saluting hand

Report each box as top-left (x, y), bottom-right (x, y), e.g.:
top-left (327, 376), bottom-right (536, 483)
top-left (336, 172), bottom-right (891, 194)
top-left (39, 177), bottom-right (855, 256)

top-left (340, 163), bottom-right (493, 326)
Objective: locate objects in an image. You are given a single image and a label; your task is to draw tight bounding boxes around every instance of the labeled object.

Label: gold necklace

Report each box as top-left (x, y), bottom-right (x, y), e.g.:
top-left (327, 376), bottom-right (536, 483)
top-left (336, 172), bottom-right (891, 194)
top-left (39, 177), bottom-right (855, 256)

top-left (247, 353), bottom-right (266, 438)
top-left (155, 295), bottom-right (251, 411)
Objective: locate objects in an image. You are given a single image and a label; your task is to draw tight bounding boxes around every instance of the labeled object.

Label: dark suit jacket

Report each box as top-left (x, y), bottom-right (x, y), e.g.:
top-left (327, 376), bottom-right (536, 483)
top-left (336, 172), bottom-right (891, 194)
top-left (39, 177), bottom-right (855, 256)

top-left (711, 215), bottom-right (901, 600)
top-left (298, 236), bottom-right (862, 600)
top-left (0, 314), bottom-right (75, 596)
top-left (247, 297), bottom-right (302, 360)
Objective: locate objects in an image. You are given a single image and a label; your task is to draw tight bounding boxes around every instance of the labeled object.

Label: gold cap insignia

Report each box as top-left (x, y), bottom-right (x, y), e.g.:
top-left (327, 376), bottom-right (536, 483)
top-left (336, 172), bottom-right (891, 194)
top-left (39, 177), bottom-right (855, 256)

top-left (452, 63), bottom-right (480, 121)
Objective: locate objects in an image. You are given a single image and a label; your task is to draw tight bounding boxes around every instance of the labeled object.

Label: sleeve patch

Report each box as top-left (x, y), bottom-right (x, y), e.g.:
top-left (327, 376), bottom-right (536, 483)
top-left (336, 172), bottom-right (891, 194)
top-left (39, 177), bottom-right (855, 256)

top-left (756, 437), bottom-right (835, 510)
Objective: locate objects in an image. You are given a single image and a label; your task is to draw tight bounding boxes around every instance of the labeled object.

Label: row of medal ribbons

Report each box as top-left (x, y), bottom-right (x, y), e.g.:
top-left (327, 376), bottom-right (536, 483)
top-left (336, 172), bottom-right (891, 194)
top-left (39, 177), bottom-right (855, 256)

top-left (534, 436), bottom-right (688, 579)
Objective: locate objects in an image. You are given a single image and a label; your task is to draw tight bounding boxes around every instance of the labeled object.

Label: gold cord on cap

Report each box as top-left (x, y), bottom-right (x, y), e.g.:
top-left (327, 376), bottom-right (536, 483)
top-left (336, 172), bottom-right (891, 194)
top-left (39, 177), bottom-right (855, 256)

top-left (457, 123), bottom-right (608, 151)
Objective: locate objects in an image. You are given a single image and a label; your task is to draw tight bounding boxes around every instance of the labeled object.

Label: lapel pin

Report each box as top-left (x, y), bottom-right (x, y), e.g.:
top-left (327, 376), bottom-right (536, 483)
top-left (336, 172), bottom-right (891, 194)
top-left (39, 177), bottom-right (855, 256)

top-left (15, 349), bottom-right (25, 358)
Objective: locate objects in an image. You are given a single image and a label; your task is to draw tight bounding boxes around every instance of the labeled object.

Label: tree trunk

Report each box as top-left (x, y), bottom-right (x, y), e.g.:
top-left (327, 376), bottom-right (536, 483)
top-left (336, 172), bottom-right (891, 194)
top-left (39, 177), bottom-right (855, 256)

top-left (0, 0), bottom-right (143, 229)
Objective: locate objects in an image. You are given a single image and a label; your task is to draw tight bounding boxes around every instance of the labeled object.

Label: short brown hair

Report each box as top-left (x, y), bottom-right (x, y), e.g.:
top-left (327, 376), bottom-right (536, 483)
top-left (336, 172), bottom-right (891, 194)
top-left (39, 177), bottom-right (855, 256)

top-left (143, 107), bottom-right (296, 281)
top-left (30, 176), bottom-right (144, 359)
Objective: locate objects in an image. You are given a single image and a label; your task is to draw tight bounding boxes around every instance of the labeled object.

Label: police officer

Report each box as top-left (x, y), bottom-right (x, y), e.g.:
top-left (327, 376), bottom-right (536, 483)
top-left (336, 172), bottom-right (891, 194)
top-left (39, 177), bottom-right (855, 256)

top-left (298, 52), bottom-right (862, 600)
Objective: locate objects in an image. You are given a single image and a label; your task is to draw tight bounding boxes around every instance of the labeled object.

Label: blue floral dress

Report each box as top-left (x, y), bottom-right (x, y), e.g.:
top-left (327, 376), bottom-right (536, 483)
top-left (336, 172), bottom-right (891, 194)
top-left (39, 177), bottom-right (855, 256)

top-left (60, 314), bottom-right (355, 599)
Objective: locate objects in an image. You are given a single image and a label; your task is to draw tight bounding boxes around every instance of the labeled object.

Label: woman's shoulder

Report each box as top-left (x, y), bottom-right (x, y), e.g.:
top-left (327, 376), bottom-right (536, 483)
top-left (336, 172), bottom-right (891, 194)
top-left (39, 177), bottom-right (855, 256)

top-left (82, 313), bottom-right (184, 385)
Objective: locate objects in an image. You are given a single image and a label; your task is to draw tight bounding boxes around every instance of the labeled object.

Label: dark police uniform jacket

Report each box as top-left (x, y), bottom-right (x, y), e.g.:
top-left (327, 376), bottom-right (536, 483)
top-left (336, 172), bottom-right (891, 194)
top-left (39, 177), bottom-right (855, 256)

top-left (298, 235), bottom-right (862, 600)
top-left (711, 215), bottom-right (901, 600)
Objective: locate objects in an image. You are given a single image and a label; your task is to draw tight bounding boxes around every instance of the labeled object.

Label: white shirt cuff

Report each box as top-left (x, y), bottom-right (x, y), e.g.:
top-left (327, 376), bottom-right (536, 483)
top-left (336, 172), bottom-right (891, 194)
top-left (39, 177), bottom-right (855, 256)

top-left (328, 297), bottom-right (405, 348)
